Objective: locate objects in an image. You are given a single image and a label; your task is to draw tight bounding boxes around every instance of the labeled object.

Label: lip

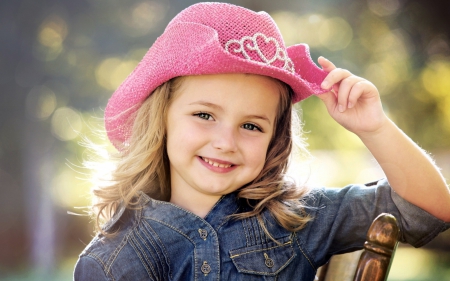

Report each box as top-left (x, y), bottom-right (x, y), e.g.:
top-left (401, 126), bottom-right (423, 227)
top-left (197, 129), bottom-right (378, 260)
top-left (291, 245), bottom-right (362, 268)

top-left (198, 156), bottom-right (238, 173)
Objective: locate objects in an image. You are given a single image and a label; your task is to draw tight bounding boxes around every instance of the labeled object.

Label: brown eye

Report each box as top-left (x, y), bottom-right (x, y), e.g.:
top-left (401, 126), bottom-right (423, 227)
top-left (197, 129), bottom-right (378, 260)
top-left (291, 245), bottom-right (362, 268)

top-left (242, 123), bottom-right (262, 132)
top-left (194, 112), bottom-right (213, 120)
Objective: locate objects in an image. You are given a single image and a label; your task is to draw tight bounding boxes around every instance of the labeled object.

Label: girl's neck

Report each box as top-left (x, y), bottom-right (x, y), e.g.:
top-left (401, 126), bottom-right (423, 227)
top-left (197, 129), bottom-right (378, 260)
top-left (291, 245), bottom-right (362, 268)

top-left (169, 192), bottom-right (221, 218)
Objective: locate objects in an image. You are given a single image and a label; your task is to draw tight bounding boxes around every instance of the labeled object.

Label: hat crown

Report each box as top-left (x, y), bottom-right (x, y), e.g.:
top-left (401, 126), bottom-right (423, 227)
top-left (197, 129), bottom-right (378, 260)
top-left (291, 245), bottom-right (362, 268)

top-left (168, 3), bottom-right (283, 47)
top-left (167, 2), bottom-right (292, 71)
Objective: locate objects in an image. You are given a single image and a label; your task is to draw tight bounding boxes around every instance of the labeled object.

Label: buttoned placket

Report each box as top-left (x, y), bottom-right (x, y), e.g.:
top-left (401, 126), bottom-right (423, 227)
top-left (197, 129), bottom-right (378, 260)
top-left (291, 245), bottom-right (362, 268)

top-left (143, 193), bottom-right (240, 281)
top-left (194, 223), bottom-right (220, 281)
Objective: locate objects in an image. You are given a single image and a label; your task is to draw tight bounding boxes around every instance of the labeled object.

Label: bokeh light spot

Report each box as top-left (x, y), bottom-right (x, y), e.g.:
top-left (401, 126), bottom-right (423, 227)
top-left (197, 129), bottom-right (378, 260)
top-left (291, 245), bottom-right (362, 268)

top-left (426, 35), bottom-right (450, 57)
top-left (364, 63), bottom-right (389, 93)
top-left (271, 12), bottom-right (325, 47)
top-left (51, 169), bottom-right (90, 208)
top-left (128, 48), bottom-right (149, 61)
top-left (35, 15), bottom-right (67, 61)
top-left (298, 14), bottom-right (325, 47)
top-left (95, 58), bottom-right (138, 90)
top-left (367, 0), bottom-right (401, 17)
top-left (270, 11), bottom-right (302, 46)
top-left (420, 59), bottom-right (450, 123)
top-left (359, 15), bottom-right (390, 52)
top-left (373, 29), bottom-right (409, 58)
top-left (364, 61), bottom-right (401, 94)
top-left (421, 60), bottom-right (450, 98)
top-left (39, 26), bottom-right (63, 48)
top-left (318, 17), bottom-right (353, 51)
top-left (119, 1), bottom-right (167, 37)
top-left (51, 107), bottom-right (82, 141)
top-left (26, 85), bottom-right (56, 120)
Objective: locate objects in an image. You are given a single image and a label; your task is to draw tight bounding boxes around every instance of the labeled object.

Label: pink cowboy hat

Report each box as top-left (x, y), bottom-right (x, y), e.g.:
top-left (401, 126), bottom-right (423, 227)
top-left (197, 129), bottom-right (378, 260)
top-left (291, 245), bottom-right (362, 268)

top-left (105, 2), bottom-right (328, 150)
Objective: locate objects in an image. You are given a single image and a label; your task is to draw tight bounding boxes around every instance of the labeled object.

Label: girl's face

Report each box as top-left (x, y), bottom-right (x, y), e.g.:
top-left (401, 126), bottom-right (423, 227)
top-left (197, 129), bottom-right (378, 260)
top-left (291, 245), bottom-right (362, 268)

top-left (166, 73), bottom-right (281, 216)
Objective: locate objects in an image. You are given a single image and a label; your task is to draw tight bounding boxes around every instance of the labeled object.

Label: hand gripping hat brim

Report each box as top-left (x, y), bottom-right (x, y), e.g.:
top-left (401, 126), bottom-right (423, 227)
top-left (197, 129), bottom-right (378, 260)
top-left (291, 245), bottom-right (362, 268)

top-left (105, 2), bottom-right (328, 150)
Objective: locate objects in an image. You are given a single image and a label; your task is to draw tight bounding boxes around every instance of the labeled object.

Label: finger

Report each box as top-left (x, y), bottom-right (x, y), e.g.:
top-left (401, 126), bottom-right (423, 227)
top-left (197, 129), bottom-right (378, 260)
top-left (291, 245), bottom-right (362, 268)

top-left (332, 84), bottom-right (339, 97)
top-left (347, 80), bottom-right (374, 108)
top-left (321, 68), bottom-right (353, 92)
top-left (318, 56), bottom-right (336, 72)
top-left (337, 76), bottom-right (365, 111)
top-left (322, 67), bottom-right (353, 87)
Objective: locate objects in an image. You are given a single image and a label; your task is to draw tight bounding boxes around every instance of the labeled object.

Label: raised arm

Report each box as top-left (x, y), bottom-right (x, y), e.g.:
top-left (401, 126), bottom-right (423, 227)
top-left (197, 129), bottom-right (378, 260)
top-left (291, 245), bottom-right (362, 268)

top-left (317, 57), bottom-right (450, 222)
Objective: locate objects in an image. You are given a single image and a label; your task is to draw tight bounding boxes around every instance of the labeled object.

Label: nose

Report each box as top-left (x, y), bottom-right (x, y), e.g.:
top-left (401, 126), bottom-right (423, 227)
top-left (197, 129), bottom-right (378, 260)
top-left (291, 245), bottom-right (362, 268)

top-left (211, 125), bottom-right (238, 152)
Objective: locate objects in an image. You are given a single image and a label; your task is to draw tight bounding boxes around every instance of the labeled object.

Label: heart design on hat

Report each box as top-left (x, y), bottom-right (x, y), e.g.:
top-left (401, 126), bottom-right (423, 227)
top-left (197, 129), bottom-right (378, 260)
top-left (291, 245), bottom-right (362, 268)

top-left (225, 32), bottom-right (295, 73)
top-left (247, 33), bottom-right (279, 64)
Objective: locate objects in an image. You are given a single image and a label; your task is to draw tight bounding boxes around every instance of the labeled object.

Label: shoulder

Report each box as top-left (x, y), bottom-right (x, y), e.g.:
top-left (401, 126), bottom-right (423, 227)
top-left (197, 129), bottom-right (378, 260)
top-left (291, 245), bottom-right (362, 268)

top-left (74, 235), bottom-right (126, 281)
top-left (75, 206), bottom-right (152, 280)
top-left (75, 222), bottom-right (133, 279)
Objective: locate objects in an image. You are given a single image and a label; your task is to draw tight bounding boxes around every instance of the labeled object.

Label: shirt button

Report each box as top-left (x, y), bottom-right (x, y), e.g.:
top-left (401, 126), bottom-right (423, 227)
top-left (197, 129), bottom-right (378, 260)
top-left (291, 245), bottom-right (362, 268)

top-left (198, 228), bottom-right (208, 240)
top-left (201, 261), bottom-right (211, 275)
top-left (264, 253), bottom-right (274, 268)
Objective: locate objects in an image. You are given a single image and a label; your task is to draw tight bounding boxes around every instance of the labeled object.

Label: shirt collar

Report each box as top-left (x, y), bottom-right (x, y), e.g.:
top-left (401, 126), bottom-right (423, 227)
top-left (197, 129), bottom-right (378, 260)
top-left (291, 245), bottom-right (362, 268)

top-left (140, 191), bottom-right (241, 231)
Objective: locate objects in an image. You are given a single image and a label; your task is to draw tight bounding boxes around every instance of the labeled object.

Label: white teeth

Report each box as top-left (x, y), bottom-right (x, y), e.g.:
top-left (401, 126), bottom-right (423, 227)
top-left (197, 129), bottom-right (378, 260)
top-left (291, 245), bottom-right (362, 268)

top-left (203, 157), bottom-right (232, 168)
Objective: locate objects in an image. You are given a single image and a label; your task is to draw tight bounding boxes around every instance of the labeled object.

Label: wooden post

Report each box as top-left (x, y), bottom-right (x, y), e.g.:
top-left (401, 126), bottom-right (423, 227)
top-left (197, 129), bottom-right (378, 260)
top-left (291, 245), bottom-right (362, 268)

top-left (353, 213), bottom-right (399, 281)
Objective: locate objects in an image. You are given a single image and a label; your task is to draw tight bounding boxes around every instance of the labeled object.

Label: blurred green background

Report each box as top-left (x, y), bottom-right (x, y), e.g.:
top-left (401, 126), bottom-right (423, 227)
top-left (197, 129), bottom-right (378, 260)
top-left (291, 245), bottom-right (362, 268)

top-left (1, 0), bottom-right (449, 280)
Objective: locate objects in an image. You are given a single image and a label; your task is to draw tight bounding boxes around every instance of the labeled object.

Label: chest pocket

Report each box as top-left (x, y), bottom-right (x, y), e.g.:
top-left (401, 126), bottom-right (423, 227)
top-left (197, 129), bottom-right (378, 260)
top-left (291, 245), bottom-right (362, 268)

top-left (229, 236), bottom-right (295, 276)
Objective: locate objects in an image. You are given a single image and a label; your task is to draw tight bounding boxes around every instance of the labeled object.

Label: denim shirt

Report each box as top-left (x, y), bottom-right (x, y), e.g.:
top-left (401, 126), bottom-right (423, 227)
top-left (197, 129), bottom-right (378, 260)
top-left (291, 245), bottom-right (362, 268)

top-left (74, 179), bottom-right (449, 280)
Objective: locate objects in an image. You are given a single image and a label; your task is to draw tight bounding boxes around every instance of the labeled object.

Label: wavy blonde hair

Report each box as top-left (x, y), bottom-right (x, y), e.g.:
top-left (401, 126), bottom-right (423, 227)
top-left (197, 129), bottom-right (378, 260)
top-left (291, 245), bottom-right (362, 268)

top-left (92, 75), bottom-right (312, 234)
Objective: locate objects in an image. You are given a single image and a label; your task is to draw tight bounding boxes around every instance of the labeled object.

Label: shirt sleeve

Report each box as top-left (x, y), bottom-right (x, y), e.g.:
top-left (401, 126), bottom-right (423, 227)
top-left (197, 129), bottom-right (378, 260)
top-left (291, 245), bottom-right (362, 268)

top-left (300, 178), bottom-right (450, 267)
top-left (389, 181), bottom-right (450, 247)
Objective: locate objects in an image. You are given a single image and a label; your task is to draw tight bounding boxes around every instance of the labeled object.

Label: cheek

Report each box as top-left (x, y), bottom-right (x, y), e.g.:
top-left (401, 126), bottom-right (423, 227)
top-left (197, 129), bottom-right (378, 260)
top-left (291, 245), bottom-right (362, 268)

top-left (166, 120), bottom-right (205, 155)
top-left (166, 118), bottom-right (186, 160)
top-left (244, 137), bottom-right (271, 171)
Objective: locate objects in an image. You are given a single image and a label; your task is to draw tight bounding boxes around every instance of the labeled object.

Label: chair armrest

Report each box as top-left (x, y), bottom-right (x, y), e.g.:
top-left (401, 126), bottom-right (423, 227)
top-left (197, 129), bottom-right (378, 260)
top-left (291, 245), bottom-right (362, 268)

top-left (353, 213), bottom-right (399, 281)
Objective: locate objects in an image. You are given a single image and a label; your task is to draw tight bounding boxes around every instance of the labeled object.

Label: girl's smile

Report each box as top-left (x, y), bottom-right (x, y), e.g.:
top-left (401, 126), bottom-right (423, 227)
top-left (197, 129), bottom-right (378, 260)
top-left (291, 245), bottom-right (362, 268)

top-left (166, 73), bottom-right (282, 217)
top-left (198, 156), bottom-right (238, 174)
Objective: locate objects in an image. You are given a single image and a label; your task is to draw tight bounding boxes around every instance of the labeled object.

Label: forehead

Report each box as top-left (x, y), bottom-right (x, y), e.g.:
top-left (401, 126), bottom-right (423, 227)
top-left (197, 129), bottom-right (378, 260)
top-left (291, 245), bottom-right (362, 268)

top-left (176, 73), bottom-right (282, 100)
top-left (172, 73), bottom-right (282, 117)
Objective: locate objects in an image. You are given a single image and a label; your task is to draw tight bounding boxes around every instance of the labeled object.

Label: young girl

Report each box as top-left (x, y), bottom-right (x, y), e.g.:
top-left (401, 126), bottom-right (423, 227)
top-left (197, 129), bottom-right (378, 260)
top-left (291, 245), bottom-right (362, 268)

top-left (74, 2), bottom-right (450, 280)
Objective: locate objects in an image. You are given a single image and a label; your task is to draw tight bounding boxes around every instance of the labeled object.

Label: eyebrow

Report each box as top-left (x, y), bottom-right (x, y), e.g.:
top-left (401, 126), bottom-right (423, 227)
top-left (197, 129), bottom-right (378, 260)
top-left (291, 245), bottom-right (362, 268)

top-left (189, 101), bottom-right (222, 110)
top-left (246, 114), bottom-right (271, 125)
top-left (189, 100), bottom-right (272, 125)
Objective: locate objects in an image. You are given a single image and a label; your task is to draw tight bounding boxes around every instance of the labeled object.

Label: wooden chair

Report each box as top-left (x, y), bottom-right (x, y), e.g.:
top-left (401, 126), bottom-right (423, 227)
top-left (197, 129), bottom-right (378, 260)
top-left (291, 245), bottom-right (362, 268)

top-left (316, 213), bottom-right (400, 281)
